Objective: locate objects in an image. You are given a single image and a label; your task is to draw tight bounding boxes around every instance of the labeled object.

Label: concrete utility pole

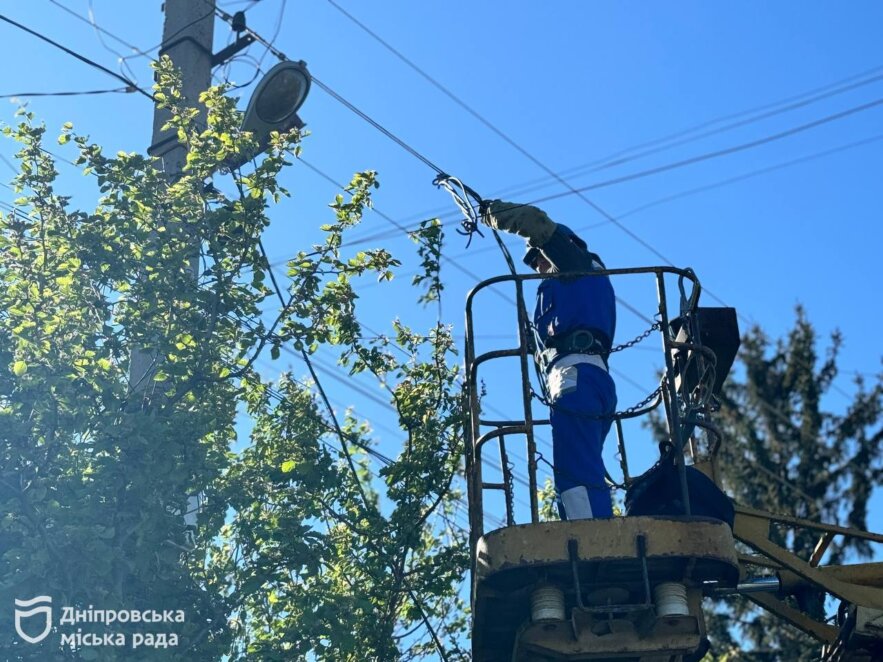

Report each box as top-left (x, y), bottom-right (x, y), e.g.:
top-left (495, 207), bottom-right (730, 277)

top-left (128, 0), bottom-right (215, 393)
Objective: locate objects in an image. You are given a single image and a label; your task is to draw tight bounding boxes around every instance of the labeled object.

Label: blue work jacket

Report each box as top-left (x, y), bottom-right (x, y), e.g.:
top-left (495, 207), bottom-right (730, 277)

top-left (532, 228), bottom-right (616, 367)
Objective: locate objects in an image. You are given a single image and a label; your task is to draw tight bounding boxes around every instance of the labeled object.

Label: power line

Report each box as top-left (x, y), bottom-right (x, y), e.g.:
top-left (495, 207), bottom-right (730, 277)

top-left (610, 132), bottom-right (883, 223)
top-left (0, 87), bottom-right (134, 99)
top-left (478, 67), bottom-right (883, 198)
top-left (48, 0), bottom-right (153, 78)
top-left (377, 130), bottom-right (883, 273)
top-left (326, 0), bottom-right (883, 203)
top-left (317, 3), bottom-right (685, 281)
top-left (334, 66), bottom-right (883, 248)
top-left (251, 225), bottom-right (514, 528)
top-left (313, 6), bottom-right (883, 339)
top-left (310, 76), bottom-right (446, 175)
top-left (292, 155), bottom-right (660, 333)
top-left (254, 0), bottom-right (287, 71)
top-left (523, 96), bottom-right (883, 207)
top-left (214, 4), bottom-right (672, 287)
top-left (0, 13), bottom-right (153, 101)
top-left (324, 0), bottom-right (545, 165)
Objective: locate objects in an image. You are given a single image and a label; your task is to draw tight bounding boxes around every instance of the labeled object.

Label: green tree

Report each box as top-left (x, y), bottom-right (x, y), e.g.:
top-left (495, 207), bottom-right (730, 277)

top-left (704, 308), bottom-right (883, 660)
top-left (1, 57), bottom-right (468, 660)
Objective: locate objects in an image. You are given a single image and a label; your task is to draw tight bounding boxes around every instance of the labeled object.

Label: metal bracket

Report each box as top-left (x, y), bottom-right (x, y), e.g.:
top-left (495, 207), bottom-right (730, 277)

top-left (568, 539), bottom-right (586, 609)
top-left (212, 34), bottom-right (256, 67)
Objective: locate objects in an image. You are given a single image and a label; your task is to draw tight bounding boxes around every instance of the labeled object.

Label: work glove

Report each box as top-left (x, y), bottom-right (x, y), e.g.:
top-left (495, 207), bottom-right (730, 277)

top-left (482, 199), bottom-right (557, 245)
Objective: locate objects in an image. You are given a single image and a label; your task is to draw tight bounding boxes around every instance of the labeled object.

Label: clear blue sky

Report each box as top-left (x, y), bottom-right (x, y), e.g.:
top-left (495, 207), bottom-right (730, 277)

top-left (3, 2), bottom-right (882, 538)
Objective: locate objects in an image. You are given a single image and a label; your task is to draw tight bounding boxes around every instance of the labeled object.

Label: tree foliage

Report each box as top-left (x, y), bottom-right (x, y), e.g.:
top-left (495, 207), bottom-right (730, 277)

top-left (0, 57), bottom-right (468, 660)
top-left (704, 308), bottom-right (883, 660)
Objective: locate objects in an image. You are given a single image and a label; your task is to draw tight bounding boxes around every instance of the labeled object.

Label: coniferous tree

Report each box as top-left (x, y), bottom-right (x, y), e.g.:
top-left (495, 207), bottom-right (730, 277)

top-left (704, 308), bottom-right (883, 660)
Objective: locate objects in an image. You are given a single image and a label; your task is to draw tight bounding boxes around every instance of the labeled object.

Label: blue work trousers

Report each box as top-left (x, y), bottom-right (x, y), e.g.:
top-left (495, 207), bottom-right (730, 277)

top-left (547, 360), bottom-right (617, 519)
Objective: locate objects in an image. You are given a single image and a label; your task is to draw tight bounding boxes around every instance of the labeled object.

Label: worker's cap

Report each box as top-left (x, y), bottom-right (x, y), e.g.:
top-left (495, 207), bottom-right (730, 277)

top-left (522, 224), bottom-right (589, 268)
top-left (522, 245), bottom-right (542, 268)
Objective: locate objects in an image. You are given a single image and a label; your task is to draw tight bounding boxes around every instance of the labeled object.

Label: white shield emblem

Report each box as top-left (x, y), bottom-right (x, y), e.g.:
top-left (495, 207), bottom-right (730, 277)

top-left (14, 596), bottom-right (53, 644)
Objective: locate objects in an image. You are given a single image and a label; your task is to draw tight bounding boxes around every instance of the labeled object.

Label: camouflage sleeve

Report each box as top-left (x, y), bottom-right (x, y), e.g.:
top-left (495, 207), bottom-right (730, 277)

top-left (482, 199), bottom-right (557, 245)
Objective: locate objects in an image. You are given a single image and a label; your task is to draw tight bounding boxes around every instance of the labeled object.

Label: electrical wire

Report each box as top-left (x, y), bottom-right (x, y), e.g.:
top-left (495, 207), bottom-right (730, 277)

top-left (310, 76), bottom-right (445, 175)
top-left (609, 132), bottom-right (883, 224)
top-left (47, 0), bottom-right (149, 82)
top-left (312, 5), bottom-right (883, 336)
top-left (0, 13), bottom-right (153, 101)
top-left (32, 0), bottom-right (883, 343)
top-left (350, 129), bottom-right (883, 282)
top-left (326, 0), bottom-right (883, 197)
top-left (316, 2), bottom-right (679, 285)
top-left (254, 0), bottom-right (287, 72)
top-left (26, 4), bottom-right (877, 539)
top-left (476, 67), bottom-right (883, 198)
top-left (330, 0), bottom-right (883, 201)
top-left (0, 87), bottom-right (134, 99)
top-left (522, 96), bottom-right (883, 208)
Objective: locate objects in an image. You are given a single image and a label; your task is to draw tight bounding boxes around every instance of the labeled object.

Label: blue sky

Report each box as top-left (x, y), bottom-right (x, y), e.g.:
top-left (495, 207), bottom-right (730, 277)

top-left (3, 1), bottom-right (882, 546)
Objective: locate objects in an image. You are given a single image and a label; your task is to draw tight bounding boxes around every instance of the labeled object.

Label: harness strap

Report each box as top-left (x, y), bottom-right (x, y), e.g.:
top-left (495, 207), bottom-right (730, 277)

top-left (545, 328), bottom-right (610, 354)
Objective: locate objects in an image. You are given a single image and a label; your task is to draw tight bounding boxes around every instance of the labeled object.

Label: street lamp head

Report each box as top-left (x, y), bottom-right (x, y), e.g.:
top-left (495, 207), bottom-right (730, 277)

top-left (238, 60), bottom-right (311, 162)
top-left (250, 60), bottom-right (311, 124)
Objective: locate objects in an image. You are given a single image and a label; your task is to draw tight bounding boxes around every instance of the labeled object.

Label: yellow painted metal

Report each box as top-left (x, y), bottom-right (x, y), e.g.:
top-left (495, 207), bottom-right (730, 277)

top-left (734, 508), bottom-right (883, 610)
top-left (734, 505), bottom-right (883, 544)
top-left (515, 610), bottom-right (701, 661)
top-left (477, 517), bottom-right (739, 583)
top-left (472, 517), bottom-right (738, 662)
top-left (746, 592), bottom-right (839, 644)
top-left (811, 532), bottom-right (836, 567)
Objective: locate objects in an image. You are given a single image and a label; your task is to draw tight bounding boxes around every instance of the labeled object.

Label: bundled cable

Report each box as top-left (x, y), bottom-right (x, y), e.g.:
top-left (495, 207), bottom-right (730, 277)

top-left (432, 173), bottom-right (485, 247)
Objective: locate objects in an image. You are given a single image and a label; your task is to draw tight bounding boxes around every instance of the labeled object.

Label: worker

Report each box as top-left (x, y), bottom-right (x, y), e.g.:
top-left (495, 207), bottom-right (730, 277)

top-left (482, 200), bottom-right (617, 519)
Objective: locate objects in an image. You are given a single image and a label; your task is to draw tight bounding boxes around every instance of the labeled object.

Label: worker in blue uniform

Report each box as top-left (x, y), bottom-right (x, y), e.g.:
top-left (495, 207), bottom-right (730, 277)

top-left (482, 200), bottom-right (617, 519)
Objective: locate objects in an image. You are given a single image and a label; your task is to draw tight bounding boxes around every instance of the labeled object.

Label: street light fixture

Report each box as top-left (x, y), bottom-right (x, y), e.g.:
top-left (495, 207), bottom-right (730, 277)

top-left (240, 59), bottom-right (311, 155)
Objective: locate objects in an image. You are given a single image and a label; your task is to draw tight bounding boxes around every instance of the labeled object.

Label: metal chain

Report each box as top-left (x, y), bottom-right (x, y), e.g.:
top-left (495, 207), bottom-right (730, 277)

top-left (535, 451), bottom-right (623, 493)
top-left (504, 459), bottom-right (516, 526)
top-left (533, 382), bottom-right (663, 420)
top-left (617, 384), bottom-right (664, 418)
top-left (529, 319), bottom-right (665, 420)
top-left (608, 320), bottom-right (661, 354)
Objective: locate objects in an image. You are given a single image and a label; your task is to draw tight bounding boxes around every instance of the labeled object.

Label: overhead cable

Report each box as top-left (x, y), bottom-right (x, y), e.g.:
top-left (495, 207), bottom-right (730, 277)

top-left (0, 87), bottom-right (134, 99)
top-left (524, 97), bottom-right (883, 207)
top-left (0, 13), bottom-right (153, 101)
